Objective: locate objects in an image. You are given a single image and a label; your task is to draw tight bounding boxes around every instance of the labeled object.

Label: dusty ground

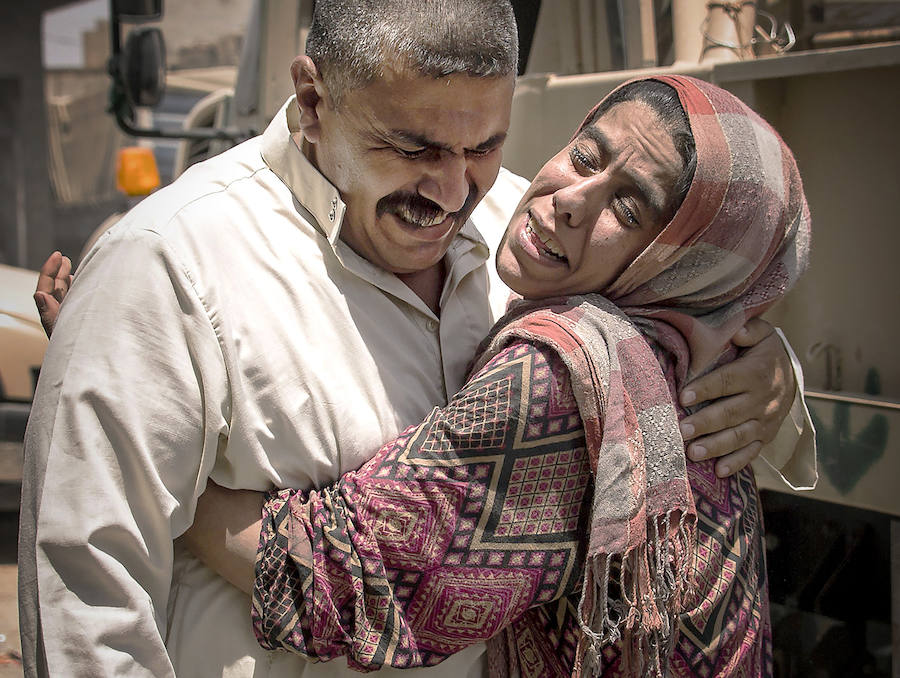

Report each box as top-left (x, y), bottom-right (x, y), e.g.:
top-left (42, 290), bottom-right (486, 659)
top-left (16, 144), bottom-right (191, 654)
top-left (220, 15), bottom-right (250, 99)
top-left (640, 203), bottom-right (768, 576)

top-left (0, 516), bottom-right (21, 677)
top-left (0, 442), bottom-right (23, 676)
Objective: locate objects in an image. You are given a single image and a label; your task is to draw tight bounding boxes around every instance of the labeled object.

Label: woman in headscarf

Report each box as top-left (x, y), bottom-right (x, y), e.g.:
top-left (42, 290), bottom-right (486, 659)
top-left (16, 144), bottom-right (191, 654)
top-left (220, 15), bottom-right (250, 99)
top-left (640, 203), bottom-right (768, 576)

top-left (193, 75), bottom-right (809, 676)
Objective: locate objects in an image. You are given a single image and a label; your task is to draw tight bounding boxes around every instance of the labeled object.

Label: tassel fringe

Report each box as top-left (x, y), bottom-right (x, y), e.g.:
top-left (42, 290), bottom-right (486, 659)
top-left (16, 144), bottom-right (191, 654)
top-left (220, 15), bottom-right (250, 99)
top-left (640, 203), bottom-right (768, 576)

top-left (574, 509), bottom-right (697, 677)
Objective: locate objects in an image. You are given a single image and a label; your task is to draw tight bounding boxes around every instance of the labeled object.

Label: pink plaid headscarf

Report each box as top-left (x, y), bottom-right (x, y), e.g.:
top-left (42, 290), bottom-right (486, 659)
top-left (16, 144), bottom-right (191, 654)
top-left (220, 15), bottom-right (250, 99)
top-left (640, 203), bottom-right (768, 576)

top-left (603, 75), bottom-right (811, 385)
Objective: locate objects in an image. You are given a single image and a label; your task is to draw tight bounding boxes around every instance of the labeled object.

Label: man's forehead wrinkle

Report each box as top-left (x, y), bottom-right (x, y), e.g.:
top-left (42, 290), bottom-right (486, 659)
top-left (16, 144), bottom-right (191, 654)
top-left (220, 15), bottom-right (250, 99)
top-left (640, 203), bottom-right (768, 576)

top-left (385, 128), bottom-right (507, 154)
top-left (387, 129), bottom-right (454, 152)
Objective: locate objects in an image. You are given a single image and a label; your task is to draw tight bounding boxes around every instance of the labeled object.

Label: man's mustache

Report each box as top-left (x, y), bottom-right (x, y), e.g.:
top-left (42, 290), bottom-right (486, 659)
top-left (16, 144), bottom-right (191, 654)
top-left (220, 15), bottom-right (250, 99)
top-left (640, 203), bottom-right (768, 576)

top-left (376, 188), bottom-right (479, 229)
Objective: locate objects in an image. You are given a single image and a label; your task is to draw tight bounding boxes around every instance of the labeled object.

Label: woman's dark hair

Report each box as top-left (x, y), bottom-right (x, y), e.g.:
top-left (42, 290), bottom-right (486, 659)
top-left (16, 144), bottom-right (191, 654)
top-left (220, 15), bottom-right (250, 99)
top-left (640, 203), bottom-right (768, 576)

top-left (585, 80), bottom-right (697, 220)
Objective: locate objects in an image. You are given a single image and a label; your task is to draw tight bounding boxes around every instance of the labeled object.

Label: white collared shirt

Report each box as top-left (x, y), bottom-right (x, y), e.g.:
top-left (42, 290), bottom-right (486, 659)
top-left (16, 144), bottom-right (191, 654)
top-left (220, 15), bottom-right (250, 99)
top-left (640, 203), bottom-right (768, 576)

top-left (19, 97), bottom-right (527, 678)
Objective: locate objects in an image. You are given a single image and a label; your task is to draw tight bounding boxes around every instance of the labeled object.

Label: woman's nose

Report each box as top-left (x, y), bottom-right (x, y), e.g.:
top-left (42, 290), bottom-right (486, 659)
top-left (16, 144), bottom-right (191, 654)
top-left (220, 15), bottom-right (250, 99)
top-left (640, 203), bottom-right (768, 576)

top-left (552, 173), bottom-right (609, 228)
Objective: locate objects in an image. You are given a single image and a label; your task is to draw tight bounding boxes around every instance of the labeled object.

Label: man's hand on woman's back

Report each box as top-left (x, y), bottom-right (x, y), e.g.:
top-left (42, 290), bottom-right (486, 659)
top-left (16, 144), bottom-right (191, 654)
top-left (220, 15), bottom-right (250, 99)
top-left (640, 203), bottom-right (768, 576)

top-left (679, 317), bottom-right (795, 478)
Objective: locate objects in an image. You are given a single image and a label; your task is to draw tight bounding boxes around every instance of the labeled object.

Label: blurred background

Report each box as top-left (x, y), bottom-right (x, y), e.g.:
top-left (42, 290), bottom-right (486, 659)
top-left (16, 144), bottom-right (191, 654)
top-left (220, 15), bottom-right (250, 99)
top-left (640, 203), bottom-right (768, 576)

top-left (0, 0), bottom-right (898, 675)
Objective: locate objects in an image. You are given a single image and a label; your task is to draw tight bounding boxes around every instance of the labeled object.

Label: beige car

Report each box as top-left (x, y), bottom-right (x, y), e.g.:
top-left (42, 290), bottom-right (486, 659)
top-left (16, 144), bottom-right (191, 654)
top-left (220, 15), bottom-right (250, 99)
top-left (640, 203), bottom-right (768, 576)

top-left (0, 264), bottom-right (47, 444)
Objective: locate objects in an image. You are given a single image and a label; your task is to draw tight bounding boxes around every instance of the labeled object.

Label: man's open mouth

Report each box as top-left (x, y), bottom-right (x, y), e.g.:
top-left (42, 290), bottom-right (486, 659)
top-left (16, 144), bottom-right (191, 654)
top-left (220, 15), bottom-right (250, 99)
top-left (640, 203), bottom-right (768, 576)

top-left (392, 203), bottom-right (449, 229)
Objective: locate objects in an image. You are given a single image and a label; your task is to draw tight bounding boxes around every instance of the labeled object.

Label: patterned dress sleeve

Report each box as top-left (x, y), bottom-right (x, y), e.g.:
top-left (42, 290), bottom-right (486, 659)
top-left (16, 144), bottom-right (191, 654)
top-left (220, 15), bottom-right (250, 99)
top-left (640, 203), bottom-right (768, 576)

top-left (252, 340), bottom-right (592, 671)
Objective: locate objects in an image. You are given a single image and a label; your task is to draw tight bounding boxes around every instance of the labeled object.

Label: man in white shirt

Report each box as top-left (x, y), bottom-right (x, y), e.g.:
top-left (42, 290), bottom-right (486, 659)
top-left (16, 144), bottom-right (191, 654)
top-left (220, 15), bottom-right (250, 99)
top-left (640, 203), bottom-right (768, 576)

top-left (19, 1), bottom-right (813, 677)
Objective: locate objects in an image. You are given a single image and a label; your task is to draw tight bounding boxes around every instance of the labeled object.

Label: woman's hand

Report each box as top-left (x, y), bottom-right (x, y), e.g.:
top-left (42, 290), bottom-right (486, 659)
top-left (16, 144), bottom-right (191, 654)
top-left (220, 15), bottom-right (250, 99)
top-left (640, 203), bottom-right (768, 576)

top-left (34, 251), bottom-right (72, 338)
top-left (678, 318), bottom-right (795, 478)
top-left (181, 480), bottom-right (265, 595)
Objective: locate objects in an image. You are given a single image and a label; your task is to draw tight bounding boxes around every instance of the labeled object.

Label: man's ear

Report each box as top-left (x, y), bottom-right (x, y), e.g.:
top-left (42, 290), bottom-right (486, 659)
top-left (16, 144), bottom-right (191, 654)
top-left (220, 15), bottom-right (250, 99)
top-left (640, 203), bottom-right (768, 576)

top-left (291, 55), bottom-right (327, 144)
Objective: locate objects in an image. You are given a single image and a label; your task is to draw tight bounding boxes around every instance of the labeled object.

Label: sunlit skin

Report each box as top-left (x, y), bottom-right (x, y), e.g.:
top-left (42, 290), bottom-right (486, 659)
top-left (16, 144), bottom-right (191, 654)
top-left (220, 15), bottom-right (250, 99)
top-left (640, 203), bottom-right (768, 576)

top-left (496, 101), bottom-right (684, 299)
top-left (294, 56), bottom-right (515, 291)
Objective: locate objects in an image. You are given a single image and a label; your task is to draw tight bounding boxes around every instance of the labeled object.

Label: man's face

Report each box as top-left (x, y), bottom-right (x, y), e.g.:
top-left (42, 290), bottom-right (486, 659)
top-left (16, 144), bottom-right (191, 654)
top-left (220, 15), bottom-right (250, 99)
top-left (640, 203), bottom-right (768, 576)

top-left (310, 67), bottom-right (515, 275)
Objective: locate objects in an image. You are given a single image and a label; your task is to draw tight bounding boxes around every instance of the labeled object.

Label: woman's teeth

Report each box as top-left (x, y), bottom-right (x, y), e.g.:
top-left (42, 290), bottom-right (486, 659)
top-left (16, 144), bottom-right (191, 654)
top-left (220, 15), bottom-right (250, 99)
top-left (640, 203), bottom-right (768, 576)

top-left (526, 219), bottom-right (567, 261)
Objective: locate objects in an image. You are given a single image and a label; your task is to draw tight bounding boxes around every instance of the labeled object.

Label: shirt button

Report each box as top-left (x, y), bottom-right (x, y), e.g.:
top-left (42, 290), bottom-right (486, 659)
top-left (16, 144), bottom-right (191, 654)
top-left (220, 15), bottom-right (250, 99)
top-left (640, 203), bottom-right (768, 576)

top-left (426, 319), bottom-right (439, 333)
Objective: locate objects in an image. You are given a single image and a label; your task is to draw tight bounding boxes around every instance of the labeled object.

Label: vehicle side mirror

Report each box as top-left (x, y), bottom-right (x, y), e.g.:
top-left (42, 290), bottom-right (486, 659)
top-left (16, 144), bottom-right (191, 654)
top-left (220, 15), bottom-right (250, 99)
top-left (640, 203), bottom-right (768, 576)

top-left (122, 27), bottom-right (166, 108)
top-left (106, 0), bottom-right (250, 142)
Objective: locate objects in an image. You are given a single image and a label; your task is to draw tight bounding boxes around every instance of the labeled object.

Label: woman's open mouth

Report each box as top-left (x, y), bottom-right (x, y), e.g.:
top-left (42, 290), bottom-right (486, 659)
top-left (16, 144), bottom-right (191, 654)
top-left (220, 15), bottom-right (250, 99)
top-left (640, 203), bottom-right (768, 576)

top-left (524, 214), bottom-right (568, 264)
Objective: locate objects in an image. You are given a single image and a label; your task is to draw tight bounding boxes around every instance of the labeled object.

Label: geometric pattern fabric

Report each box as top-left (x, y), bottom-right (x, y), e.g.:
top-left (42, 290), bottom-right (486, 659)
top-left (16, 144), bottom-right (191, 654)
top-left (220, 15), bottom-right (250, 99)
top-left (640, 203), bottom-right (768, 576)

top-left (253, 341), bottom-right (590, 670)
top-left (253, 340), bottom-right (771, 676)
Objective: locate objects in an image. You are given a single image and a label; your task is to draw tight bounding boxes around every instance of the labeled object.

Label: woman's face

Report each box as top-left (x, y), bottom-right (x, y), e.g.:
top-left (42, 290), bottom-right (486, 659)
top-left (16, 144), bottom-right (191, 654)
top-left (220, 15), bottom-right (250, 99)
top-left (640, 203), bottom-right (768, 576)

top-left (496, 100), bottom-right (684, 299)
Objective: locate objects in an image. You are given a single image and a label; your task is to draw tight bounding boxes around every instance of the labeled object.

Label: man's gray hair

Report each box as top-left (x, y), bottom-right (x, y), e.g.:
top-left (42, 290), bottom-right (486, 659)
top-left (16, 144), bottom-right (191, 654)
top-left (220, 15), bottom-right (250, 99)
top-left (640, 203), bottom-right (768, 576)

top-left (306, 0), bottom-right (518, 106)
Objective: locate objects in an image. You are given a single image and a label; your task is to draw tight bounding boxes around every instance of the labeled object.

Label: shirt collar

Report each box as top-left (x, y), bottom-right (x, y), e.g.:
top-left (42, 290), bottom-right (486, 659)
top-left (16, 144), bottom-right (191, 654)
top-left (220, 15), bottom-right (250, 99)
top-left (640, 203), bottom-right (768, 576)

top-left (260, 96), bottom-right (490, 253)
top-left (260, 96), bottom-right (346, 245)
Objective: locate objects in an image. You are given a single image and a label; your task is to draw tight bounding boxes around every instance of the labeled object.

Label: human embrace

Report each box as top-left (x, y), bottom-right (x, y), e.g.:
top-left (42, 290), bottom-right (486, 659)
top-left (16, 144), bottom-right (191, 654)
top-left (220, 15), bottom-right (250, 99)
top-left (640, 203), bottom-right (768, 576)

top-left (20, 1), bottom-right (812, 677)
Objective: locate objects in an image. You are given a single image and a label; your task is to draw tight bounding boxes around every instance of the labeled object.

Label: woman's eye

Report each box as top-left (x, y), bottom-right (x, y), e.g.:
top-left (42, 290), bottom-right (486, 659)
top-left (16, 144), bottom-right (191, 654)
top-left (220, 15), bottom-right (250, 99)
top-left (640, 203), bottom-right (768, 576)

top-left (569, 145), bottom-right (599, 173)
top-left (614, 196), bottom-right (640, 227)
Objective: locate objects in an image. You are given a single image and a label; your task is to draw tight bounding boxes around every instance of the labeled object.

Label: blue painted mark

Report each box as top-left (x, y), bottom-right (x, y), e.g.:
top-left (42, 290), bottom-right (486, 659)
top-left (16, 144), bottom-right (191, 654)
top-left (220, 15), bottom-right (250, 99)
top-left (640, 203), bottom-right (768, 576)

top-left (811, 368), bottom-right (889, 495)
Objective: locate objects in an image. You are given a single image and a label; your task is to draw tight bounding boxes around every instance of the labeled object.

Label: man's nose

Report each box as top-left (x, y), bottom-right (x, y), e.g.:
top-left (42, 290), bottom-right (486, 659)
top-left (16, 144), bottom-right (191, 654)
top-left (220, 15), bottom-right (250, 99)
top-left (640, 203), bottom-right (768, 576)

top-left (417, 153), bottom-right (470, 214)
top-left (553, 173), bottom-right (610, 228)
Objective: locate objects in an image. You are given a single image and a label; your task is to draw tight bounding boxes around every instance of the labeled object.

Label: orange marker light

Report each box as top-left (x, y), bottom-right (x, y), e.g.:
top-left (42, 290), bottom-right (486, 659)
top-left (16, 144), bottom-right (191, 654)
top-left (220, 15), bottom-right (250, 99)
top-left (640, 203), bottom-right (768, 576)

top-left (116, 146), bottom-right (161, 196)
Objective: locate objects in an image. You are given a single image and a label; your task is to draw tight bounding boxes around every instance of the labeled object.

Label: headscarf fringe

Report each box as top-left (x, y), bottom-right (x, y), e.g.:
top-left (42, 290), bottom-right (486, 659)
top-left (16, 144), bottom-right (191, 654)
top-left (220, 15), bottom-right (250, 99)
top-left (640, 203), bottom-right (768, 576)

top-left (574, 508), bottom-right (697, 677)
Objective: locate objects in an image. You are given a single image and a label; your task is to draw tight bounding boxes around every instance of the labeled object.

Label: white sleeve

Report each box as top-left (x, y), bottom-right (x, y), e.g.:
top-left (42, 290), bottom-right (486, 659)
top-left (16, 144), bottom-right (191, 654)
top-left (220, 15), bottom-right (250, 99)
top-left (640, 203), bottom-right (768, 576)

top-left (18, 227), bottom-right (228, 677)
top-left (752, 328), bottom-right (817, 491)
